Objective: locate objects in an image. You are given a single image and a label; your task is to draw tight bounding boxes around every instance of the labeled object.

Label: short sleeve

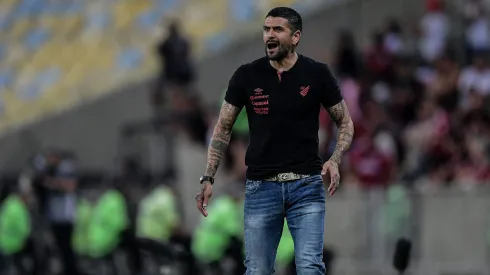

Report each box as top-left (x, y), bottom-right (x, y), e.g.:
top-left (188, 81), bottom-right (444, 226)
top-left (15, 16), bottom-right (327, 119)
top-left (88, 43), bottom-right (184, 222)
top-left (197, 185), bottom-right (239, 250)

top-left (224, 65), bottom-right (247, 108)
top-left (319, 63), bottom-right (343, 108)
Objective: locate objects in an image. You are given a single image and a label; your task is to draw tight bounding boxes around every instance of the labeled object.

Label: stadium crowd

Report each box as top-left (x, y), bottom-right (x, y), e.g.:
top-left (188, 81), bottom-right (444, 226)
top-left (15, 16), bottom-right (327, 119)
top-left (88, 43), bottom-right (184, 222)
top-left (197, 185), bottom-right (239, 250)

top-left (1, 0), bottom-right (490, 274)
top-left (321, 0), bottom-right (490, 192)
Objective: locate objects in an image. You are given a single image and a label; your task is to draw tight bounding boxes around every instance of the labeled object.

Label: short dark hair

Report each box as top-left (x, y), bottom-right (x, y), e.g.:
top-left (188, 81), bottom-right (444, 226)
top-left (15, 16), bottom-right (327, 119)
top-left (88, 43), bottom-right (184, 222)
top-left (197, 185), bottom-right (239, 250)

top-left (266, 7), bottom-right (303, 33)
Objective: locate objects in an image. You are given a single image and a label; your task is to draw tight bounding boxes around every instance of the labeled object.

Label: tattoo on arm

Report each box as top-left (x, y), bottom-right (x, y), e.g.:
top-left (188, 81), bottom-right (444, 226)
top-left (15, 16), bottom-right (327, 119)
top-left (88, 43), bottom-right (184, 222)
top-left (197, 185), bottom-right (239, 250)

top-left (327, 100), bottom-right (354, 166)
top-left (204, 101), bottom-right (241, 177)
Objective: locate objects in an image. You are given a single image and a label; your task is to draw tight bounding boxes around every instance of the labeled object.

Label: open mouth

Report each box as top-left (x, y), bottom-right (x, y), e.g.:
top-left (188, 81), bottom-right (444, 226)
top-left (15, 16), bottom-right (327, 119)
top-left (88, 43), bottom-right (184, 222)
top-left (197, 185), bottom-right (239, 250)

top-left (267, 41), bottom-right (279, 50)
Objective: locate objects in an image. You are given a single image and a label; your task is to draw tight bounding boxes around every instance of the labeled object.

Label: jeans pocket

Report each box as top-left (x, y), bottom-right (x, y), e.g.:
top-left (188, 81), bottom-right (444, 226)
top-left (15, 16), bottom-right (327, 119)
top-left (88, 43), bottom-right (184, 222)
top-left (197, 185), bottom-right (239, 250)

top-left (245, 180), bottom-right (261, 195)
top-left (304, 174), bottom-right (323, 185)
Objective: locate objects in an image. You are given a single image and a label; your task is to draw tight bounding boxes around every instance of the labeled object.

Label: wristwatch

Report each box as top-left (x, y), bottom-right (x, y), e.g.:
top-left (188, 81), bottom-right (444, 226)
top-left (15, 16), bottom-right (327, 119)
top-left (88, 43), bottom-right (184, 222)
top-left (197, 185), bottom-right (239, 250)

top-left (200, 175), bottom-right (214, 185)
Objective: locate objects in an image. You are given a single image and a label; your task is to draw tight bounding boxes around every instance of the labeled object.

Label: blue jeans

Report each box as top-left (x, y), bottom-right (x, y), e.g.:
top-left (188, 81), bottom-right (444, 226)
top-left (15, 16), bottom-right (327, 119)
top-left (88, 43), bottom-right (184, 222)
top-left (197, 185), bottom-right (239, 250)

top-left (244, 174), bottom-right (326, 275)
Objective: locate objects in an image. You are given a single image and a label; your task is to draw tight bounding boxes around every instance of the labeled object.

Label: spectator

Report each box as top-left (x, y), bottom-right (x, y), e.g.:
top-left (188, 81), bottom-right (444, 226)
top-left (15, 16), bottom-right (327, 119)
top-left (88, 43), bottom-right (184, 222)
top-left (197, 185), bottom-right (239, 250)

top-left (365, 31), bottom-right (394, 83)
top-left (463, 0), bottom-right (490, 62)
top-left (173, 93), bottom-right (209, 146)
top-left (425, 51), bottom-right (460, 112)
top-left (136, 182), bottom-right (180, 246)
top-left (350, 134), bottom-right (395, 189)
top-left (458, 51), bottom-right (490, 106)
top-left (390, 56), bottom-right (424, 127)
top-left (31, 151), bottom-right (79, 275)
top-left (152, 20), bottom-right (197, 133)
top-left (191, 181), bottom-right (244, 275)
top-left (454, 113), bottom-right (490, 188)
top-left (383, 17), bottom-right (405, 56)
top-left (0, 183), bottom-right (39, 275)
top-left (423, 131), bottom-right (460, 186)
top-left (418, 0), bottom-right (449, 63)
top-left (334, 29), bottom-right (362, 79)
top-left (156, 20), bottom-right (195, 95)
top-left (403, 99), bottom-right (451, 181)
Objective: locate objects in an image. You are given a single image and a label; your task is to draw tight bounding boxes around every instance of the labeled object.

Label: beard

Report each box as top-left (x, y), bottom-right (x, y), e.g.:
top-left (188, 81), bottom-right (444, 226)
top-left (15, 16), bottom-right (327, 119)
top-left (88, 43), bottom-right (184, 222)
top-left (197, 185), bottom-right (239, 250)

top-left (265, 42), bottom-right (292, 61)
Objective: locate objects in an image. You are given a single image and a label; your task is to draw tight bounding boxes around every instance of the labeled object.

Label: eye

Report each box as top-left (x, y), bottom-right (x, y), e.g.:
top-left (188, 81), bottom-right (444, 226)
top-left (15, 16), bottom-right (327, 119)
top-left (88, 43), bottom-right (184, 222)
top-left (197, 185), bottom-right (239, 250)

top-left (273, 27), bottom-right (283, 32)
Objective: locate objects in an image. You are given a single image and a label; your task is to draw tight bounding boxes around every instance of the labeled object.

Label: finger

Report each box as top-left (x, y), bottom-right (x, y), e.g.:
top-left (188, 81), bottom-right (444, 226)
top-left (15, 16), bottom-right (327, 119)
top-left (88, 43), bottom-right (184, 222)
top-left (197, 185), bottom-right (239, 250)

top-left (330, 176), bottom-right (340, 196)
top-left (203, 195), bottom-right (210, 208)
top-left (330, 170), bottom-right (337, 186)
top-left (196, 192), bottom-right (209, 217)
top-left (196, 193), bottom-right (203, 208)
top-left (198, 205), bottom-right (208, 217)
top-left (199, 198), bottom-right (208, 217)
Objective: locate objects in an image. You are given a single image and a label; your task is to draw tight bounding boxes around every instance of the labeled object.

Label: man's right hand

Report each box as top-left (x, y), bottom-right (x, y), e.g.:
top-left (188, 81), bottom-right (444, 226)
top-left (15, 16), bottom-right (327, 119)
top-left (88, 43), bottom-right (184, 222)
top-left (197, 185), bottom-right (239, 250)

top-left (195, 182), bottom-right (213, 217)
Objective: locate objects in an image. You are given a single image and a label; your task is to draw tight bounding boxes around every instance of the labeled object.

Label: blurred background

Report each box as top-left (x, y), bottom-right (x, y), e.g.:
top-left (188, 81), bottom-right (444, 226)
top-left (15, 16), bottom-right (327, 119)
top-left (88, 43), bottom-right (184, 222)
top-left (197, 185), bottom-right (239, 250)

top-left (0, 0), bottom-right (490, 274)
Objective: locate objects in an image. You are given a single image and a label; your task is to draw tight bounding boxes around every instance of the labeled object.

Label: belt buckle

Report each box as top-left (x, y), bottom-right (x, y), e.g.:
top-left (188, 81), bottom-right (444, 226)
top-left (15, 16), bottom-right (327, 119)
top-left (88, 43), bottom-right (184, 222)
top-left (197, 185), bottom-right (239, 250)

top-left (277, 172), bottom-right (294, 182)
top-left (265, 172), bottom-right (310, 182)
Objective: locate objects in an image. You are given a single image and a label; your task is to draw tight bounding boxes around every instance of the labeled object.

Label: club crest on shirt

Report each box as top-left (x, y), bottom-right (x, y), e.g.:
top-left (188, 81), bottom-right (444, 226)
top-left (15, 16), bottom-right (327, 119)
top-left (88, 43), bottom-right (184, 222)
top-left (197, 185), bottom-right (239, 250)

top-left (300, 86), bottom-right (310, 97)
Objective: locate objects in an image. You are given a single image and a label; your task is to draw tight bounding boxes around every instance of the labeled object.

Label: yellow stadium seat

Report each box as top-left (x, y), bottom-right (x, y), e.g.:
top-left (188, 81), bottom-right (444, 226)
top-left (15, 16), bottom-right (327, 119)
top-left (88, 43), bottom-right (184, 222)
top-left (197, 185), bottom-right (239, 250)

top-left (40, 87), bottom-right (71, 113)
top-left (113, 0), bottom-right (152, 31)
top-left (9, 19), bottom-right (34, 41)
top-left (182, 0), bottom-right (227, 41)
top-left (62, 66), bottom-right (84, 87)
top-left (0, 0), bottom-right (16, 9)
top-left (269, 0), bottom-right (297, 7)
top-left (61, 17), bottom-right (83, 36)
top-left (38, 16), bottom-right (61, 29)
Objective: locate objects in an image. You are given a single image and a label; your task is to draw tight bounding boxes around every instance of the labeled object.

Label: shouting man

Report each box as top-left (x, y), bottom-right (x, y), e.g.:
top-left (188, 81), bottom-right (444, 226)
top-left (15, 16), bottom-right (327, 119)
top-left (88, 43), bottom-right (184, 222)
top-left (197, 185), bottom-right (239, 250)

top-left (196, 7), bottom-right (354, 275)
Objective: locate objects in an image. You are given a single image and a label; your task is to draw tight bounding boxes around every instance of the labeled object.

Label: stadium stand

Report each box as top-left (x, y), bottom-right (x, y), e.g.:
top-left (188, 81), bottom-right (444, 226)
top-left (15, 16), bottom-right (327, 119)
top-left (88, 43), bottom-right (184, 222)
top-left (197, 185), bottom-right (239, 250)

top-left (0, 0), bottom-right (315, 134)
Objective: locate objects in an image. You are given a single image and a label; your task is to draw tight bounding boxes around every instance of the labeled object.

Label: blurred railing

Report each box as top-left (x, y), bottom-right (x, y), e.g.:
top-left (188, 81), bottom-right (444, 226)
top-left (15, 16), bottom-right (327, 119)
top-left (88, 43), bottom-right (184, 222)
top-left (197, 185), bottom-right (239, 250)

top-left (326, 184), bottom-right (490, 275)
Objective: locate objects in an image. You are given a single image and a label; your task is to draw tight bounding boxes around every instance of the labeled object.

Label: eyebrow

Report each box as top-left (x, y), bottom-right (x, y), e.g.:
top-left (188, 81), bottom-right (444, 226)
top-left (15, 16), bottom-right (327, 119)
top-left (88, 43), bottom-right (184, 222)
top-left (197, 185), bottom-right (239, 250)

top-left (263, 25), bottom-right (285, 30)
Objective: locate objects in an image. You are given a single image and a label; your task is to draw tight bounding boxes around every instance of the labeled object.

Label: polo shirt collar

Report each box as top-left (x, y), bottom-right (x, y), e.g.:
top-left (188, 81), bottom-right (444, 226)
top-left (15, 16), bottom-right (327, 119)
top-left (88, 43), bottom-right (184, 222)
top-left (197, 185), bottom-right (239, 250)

top-left (265, 53), bottom-right (303, 74)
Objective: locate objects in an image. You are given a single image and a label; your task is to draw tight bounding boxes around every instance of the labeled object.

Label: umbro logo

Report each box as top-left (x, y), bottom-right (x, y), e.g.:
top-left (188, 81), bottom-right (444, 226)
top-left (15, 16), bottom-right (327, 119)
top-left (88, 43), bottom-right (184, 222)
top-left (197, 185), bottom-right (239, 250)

top-left (300, 86), bottom-right (310, 97)
top-left (254, 88), bottom-right (263, 94)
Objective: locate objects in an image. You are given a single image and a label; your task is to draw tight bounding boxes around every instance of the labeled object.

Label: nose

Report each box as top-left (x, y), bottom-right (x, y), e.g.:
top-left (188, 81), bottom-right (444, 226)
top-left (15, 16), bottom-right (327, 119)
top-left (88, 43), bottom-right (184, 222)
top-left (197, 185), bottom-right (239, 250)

top-left (265, 30), bottom-right (275, 39)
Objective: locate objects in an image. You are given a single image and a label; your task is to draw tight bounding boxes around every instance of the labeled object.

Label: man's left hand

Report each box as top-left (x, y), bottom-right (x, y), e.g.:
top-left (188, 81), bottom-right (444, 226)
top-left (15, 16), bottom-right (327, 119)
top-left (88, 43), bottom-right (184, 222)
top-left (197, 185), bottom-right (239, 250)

top-left (321, 160), bottom-right (340, 196)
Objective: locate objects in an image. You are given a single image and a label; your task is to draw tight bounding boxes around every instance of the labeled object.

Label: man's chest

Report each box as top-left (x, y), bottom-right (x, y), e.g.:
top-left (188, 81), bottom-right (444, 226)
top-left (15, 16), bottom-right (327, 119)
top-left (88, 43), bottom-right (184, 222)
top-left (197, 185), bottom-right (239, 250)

top-left (244, 74), bottom-right (322, 118)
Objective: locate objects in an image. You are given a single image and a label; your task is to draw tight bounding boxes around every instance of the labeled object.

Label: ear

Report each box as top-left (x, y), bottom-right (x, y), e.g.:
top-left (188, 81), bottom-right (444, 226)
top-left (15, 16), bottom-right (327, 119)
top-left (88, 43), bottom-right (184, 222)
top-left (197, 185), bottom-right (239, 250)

top-left (292, 30), bottom-right (301, 46)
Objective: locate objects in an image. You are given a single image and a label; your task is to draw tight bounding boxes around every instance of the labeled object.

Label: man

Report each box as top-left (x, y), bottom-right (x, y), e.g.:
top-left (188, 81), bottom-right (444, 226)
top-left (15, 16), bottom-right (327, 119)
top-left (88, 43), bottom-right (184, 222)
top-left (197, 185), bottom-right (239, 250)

top-left (34, 151), bottom-right (79, 275)
top-left (195, 7), bottom-right (354, 275)
top-left (0, 183), bottom-right (37, 274)
top-left (156, 20), bottom-right (194, 89)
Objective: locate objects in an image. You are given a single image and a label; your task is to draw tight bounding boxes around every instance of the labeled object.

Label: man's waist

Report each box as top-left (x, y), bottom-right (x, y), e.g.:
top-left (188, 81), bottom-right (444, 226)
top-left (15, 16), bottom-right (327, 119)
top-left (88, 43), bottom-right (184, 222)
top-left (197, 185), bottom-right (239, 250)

top-left (246, 161), bottom-right (322, 180)
top-left (263, 172), bottom-right (311, 182)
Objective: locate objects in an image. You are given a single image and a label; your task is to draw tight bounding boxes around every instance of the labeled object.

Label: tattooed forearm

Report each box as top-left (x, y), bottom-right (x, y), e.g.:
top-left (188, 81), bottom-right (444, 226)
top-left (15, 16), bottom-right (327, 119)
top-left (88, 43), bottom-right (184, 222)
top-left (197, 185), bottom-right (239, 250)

top-left (327, 100), bottom-right (354, 166)
top-left (204, 101), bottom-right (241, 177)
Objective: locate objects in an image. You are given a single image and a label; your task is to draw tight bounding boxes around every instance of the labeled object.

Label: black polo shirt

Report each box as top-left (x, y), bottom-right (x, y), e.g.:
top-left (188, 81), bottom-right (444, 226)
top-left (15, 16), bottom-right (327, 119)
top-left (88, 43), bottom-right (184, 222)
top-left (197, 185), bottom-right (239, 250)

top-left (224, 54), bottom-right (343, 180)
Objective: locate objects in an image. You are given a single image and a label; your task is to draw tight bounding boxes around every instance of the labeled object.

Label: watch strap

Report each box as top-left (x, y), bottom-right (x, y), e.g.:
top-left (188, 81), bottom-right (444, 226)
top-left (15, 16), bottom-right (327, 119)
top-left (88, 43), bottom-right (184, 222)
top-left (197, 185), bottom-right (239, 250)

top-left (200, 176), bottom-right (214, 184)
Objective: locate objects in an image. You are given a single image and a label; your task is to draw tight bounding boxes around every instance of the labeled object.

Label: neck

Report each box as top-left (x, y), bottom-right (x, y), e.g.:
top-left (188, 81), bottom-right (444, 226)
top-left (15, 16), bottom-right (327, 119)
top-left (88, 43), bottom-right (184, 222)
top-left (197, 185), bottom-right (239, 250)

top-left (270, 52), bottom-right (298, 71)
